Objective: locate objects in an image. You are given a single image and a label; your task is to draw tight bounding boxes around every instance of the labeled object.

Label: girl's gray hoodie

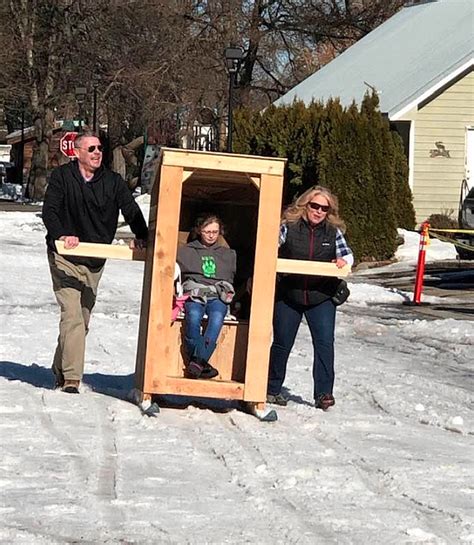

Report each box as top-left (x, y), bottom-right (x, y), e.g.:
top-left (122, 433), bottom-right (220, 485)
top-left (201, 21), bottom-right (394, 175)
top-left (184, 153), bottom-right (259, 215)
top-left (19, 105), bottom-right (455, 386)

top-left (177, 239), bottom-right (236, 287)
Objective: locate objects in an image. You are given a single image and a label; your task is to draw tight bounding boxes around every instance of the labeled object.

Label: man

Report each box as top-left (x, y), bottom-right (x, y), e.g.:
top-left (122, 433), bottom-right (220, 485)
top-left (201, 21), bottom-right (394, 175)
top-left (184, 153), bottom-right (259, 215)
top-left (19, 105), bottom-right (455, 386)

top-left (42, 132), bottom-right (148, 394)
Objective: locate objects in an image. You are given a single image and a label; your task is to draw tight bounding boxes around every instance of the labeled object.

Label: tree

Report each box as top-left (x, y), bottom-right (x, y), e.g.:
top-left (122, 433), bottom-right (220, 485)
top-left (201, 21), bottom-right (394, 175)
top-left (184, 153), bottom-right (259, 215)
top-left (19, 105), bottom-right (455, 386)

top-left (1, 0), bottom-right (406, 196)
top-left (6, 1), bottom-right (109, 198)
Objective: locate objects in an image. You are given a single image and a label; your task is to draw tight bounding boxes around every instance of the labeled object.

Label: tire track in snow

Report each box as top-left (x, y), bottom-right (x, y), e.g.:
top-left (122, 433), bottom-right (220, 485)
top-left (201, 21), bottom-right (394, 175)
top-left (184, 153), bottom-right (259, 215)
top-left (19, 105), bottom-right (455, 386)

top-left (185, 409), bottom-right (335, 544)
top-left (38, 390), bottom-right (124, 538)
top-left (292, 395), bottom-right (465, 543)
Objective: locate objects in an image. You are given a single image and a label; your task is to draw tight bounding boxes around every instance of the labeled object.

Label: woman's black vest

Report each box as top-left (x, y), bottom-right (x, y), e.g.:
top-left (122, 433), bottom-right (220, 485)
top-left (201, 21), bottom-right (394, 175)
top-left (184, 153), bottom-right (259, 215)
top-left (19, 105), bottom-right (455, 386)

top-left (278, 218), bottom-right (339, 306)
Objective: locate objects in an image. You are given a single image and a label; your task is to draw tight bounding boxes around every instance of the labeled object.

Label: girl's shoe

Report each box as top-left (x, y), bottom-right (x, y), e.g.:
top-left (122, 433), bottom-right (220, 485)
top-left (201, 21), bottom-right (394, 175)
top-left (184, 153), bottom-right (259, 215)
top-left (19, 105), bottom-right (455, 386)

top-left (200, 362), bottom-right (218, 379)
top-left (185, 360), bottom-right (204, 379)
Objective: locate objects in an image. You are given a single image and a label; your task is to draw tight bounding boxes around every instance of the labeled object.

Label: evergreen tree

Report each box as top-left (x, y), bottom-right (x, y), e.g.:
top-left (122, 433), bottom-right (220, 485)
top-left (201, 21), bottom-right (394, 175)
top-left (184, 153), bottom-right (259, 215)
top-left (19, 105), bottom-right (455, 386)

top-left (234, 92), bottom-right (416, 261)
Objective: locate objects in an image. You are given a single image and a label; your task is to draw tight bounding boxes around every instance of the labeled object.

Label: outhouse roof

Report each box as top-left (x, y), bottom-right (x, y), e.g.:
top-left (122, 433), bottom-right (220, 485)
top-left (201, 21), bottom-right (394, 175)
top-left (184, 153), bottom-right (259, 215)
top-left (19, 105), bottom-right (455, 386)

top-left (273, 0), bottom-right (474, 120)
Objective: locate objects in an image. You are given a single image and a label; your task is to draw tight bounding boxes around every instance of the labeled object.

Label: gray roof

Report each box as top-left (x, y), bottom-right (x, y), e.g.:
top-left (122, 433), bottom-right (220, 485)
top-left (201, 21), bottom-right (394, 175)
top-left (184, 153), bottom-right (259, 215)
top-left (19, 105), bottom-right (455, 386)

top-left (273, 0), bottom-right (474, 119)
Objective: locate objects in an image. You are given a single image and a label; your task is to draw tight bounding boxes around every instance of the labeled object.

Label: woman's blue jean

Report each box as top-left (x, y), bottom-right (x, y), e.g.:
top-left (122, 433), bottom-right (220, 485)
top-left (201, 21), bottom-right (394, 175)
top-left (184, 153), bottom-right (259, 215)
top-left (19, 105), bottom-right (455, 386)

top-left (184, 299), bottom-right (228, 363)
top-left (267, 298), bottom-right (336, 400)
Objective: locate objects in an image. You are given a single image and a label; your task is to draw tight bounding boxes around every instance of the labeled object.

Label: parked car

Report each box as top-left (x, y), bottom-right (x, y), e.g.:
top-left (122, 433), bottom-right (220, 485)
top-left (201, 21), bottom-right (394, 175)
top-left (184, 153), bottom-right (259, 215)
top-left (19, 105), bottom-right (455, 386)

top-left (456, 180), bottom-right (474, 260)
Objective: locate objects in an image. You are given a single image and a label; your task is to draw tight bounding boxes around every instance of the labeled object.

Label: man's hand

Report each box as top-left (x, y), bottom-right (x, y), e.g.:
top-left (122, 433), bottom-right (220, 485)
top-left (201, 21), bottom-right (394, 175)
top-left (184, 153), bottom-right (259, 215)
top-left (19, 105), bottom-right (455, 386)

top-left (333, 258), bottom-right (348, 269)
top-left (59, 235), bottom-right (80, 249)
top-left (129, 238), bottom-right (147, 250)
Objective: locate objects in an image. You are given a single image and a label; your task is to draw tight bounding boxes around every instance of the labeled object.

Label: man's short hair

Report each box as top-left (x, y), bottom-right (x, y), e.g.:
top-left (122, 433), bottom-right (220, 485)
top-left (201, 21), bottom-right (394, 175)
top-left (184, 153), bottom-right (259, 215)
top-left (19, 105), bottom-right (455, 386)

top-left (74, 131), bottom-right (100, 148)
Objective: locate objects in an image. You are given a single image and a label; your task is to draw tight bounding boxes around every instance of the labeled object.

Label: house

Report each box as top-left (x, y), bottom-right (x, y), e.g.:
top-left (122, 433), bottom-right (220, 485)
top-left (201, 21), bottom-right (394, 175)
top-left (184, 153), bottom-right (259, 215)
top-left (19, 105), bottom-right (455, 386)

top-left (6, 123), bottom-right (69, 185)
top-left (273, 0), bottom-right (474, 223)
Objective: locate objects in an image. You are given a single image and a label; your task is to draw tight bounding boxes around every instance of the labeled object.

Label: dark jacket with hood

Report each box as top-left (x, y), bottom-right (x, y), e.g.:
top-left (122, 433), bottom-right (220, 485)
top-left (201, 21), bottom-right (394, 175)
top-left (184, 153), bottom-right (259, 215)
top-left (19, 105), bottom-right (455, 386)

top-left (278, 218), bottom-right (339, 306)
top-left (42, 161), bottom-right (148, 269)
top-left (177, 239), bottom-right (236, 287)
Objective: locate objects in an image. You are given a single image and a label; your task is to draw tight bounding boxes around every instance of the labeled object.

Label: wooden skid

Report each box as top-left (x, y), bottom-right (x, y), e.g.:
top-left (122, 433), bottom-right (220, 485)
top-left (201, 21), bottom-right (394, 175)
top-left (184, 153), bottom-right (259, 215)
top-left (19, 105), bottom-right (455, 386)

top-left (55, 240), bottom-right (146, 261)
top-left (277, 258), bottom-right (351, 277)
top-left (155, 378), bottom-right (245, 400)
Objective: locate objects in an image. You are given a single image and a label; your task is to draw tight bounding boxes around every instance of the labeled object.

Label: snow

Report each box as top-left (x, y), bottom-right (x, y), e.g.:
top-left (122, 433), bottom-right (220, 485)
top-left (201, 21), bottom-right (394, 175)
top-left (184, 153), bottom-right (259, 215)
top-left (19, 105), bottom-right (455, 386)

top-left (395, 229), bottom-right (458, 264)
top-left (0, 211), bottom-right (473, 544)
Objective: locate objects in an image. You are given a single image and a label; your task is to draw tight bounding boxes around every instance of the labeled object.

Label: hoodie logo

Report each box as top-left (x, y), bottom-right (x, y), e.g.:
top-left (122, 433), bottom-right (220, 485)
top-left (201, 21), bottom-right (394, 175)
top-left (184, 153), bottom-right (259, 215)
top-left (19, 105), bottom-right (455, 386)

top-left (201, 256), bottom-right (216, 278)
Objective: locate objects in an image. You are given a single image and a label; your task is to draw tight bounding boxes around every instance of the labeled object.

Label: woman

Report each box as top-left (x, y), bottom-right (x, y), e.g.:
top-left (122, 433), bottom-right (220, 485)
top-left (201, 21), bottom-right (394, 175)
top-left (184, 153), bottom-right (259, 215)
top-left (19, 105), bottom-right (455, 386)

top-left (267, 186), bottom-right (354, 409)
top-left (177, 214), bottom-right (236, 380)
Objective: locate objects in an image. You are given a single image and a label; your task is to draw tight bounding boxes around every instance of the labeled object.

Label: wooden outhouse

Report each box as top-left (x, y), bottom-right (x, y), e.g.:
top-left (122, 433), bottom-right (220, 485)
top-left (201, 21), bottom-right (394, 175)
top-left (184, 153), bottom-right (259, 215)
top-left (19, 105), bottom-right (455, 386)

top-left (134, 148), bottom-right (286, 417)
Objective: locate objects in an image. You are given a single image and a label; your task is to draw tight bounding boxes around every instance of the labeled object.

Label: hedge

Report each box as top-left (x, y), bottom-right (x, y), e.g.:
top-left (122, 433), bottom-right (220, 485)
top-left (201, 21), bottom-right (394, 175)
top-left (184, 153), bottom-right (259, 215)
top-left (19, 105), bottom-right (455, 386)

top-left (233, 93), bottom-right (416, 262)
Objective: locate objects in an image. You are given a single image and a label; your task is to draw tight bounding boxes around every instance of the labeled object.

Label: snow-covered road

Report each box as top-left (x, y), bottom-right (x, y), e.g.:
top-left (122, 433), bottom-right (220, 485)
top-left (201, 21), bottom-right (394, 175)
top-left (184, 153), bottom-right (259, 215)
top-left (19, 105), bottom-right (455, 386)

top-left (1, 211), bottom-right (472, 544)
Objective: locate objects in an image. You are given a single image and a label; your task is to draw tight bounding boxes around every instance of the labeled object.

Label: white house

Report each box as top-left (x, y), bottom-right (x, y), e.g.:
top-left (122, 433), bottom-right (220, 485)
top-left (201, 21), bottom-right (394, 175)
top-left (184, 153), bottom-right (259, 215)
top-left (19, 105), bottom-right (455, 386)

top-left (273, 0), bottom-right (474, 223)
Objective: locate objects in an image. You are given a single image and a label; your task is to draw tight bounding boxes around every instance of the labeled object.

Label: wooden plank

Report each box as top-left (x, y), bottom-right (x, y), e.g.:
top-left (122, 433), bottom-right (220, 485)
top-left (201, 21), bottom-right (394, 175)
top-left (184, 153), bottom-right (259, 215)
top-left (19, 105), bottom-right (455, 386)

top-left (141, 164), bottom-right (184, 393)
top-left (157, 377), bottom-right (245, 400)
top-left (209, 321), bottom-right (248, 382)
top-left (276, 258), bottom-right (351, 277)
top-left (134, 175), bottom-right (160, 390)
top-left (244, 173), bottom-right (283, 402)
top-left (55, 240), bottom-right (146, 261)
top-left (246, 174), bottom-right (260, 189)
top-left (160, 148), bottom-right (286, 177)
top-left (182, 168), bottom-right (194, 182)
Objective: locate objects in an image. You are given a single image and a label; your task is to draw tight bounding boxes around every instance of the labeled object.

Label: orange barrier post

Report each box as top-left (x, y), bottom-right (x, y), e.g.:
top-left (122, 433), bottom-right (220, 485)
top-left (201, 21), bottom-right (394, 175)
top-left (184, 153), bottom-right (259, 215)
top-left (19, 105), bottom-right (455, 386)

top-left (412, 222), bottom-right (430, 304)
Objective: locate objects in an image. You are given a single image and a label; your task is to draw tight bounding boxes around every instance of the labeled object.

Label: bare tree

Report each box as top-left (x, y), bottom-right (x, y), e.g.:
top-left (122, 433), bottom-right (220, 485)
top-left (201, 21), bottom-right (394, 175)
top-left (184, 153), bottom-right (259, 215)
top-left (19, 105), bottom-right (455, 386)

top-left (6, 0), bottom-right (108, 198)
top-left (1, 0), bottom-right (405, 195)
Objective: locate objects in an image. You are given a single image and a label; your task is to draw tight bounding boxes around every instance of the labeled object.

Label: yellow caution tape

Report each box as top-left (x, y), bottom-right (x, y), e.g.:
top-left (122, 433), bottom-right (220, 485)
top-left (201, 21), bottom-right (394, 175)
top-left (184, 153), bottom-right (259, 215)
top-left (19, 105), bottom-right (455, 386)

top-left (428, 231), bottom-right (474, 252)
top-left (429, 228), bottom-right (474, 234)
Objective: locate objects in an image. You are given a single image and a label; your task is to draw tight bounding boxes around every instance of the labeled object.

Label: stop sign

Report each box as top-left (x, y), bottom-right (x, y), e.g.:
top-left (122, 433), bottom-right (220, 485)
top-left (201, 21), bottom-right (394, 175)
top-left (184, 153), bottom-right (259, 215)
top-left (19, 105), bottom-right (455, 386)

top-left (60, 132), bottom-right (78, 157)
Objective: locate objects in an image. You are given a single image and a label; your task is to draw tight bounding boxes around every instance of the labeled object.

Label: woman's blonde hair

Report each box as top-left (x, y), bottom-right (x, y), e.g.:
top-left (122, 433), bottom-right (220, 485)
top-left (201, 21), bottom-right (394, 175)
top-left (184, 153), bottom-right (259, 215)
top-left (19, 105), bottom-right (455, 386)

top-left (282, 185), bottom-right (346, 232)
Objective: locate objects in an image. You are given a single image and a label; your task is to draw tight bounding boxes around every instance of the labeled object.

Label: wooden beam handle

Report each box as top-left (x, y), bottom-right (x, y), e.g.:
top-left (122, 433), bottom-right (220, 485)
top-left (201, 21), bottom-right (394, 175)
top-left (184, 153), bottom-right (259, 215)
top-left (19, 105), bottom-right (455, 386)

top-left (276, 258), bottom-right (350, 277)
top-left (55, 240), bottom-right (146, 261)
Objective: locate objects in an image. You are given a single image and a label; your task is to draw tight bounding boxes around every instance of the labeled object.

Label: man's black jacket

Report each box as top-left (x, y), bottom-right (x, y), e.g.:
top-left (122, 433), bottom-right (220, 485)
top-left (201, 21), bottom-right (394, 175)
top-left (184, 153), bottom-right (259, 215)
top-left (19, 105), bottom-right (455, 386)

top-left (42, 161), bottom-right (148, 269)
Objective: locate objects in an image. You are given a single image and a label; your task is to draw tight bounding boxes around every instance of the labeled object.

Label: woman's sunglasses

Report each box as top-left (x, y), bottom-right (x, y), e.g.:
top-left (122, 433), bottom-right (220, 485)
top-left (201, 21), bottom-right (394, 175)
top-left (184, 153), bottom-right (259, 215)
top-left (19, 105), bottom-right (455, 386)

top-left (307, 202), bottom-right (330, 212)
top-left (77, 145), bottom-right (103, 153)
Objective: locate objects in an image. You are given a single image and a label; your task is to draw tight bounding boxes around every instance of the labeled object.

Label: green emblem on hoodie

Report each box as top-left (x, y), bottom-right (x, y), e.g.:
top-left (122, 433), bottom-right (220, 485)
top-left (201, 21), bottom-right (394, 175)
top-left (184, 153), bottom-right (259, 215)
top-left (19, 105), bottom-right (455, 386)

top-left (201, 256), bottom-right (216, 278)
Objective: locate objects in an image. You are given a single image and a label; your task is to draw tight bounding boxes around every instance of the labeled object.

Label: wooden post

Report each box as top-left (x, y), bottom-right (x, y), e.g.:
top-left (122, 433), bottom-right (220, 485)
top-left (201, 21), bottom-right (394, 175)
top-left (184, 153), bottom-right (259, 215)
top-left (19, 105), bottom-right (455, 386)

top-left (137, 165), bottom-right (184, 393)
top-left (244, 173), bottom-right (283, 401)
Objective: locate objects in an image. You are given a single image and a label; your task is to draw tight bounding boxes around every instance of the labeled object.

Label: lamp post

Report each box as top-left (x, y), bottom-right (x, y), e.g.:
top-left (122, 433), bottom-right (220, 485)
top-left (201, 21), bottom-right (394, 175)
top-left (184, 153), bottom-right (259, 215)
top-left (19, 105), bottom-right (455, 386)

top-left (19, 100), bottom-right (25, 187)
top-left (92, 83), bottom-right (98, 132)
top-left (75, 86), bottom-right (87, 133)
top-left (224, 46), bottom-right (243, 153)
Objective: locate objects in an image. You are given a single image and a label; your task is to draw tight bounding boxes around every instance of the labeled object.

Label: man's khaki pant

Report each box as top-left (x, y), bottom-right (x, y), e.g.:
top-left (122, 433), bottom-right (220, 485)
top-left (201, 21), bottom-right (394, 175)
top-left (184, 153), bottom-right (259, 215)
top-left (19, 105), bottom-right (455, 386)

top-left (48, 252), bottom-right (103, 381)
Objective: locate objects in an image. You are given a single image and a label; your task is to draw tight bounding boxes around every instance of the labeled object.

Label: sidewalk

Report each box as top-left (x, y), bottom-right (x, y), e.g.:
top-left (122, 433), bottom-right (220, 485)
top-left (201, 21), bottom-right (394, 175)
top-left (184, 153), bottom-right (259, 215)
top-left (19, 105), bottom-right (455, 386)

top-left (0, 200), bottom-right (42, 212)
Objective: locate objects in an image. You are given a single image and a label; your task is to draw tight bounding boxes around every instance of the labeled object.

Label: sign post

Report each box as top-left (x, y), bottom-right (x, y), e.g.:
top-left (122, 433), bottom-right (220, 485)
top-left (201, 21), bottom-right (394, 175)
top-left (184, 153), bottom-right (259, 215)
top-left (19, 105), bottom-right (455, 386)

top-left (60, 132), bottom-right (78, 158)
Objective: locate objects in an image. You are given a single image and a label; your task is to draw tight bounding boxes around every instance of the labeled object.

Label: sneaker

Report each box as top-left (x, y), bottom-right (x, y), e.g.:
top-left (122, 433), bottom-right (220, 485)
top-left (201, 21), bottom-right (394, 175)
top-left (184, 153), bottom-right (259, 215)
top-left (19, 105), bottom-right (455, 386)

top-left (62, 380), bottom-right (80, 394)
top-left (185, 360), bottom-right (204, 379)
top-left (200, 362), bottom-right (219, 380)
top-left (315, 393), bottom-right (335, 411)
top-left (266, 393), bottom-right (288, 406)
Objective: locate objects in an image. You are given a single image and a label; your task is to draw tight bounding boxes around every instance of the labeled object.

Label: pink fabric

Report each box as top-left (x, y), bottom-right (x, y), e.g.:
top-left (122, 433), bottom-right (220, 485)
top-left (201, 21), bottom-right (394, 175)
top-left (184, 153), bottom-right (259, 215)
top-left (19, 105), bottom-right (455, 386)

top-left (171, 295), bottom-right (189, 321)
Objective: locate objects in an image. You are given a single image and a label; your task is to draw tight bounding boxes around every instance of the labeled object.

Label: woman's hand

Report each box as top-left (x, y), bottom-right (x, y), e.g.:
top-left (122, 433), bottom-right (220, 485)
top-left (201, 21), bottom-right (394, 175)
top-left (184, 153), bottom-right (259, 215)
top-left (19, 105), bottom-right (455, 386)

top-left (333, 258), bottom-right (348, 269)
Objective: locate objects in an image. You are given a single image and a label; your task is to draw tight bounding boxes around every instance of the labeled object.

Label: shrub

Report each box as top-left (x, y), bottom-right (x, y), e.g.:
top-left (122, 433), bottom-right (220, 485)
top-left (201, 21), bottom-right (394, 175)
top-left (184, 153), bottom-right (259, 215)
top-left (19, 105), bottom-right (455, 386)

top-left (234, 92), bottom-right (416, 262)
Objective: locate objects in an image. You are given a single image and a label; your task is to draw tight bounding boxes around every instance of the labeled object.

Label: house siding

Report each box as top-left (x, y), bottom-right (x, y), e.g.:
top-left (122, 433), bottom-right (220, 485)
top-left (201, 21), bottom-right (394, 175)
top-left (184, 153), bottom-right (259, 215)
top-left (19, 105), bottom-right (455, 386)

top-left (405, 70), bottom-right (474, 223)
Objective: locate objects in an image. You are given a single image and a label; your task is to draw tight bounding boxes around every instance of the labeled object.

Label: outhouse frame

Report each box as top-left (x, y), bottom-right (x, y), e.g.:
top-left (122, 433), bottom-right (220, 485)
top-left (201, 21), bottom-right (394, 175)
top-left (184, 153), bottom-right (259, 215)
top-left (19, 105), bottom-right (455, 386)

top-left (134, 148), bottom-right (286, 414)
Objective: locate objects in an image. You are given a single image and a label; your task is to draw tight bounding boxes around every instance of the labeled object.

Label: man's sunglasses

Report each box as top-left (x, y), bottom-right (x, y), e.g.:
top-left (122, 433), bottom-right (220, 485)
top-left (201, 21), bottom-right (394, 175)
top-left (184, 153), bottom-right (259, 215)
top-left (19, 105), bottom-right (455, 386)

top-left (307, 202), bottom-right (330, 212)
top-left (77, 145), bottom-right (103, 153)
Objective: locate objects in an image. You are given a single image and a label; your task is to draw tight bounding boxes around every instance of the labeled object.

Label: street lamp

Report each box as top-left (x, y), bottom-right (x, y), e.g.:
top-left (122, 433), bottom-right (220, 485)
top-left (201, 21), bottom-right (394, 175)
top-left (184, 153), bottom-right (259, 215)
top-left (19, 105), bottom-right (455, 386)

top-left (224, 46), bottom-right (243, 153)
top-left (92, 82), bottom-right (99, 132)
top-left (19, 100), bottom-right (26, 187)
top-left (75, 86), bottom-right (87, 133)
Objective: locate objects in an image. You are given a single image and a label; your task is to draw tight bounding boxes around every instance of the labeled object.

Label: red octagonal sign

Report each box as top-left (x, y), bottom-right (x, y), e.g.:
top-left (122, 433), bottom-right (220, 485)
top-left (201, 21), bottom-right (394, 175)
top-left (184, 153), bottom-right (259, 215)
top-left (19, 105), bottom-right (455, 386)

top-left (60, 131), bottom-right (78, 158)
